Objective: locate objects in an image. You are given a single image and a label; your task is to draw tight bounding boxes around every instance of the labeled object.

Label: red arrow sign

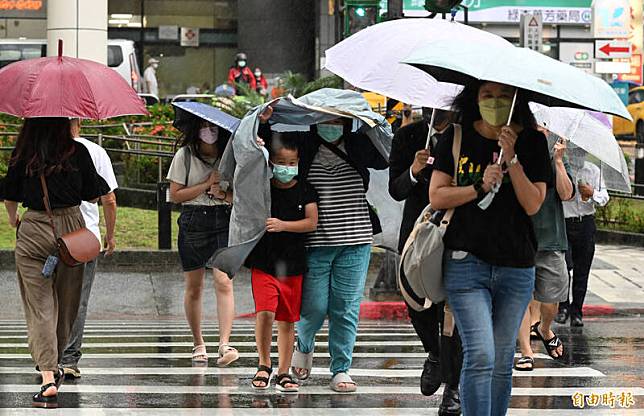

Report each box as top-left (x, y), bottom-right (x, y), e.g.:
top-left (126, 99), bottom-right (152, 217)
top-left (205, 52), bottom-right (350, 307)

top-left (600, 43), bottom-right (630, 55)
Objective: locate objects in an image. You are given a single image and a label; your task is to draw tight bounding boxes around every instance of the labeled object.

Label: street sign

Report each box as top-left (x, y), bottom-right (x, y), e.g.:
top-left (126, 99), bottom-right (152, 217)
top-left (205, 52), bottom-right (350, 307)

top-left (520, 13), bottom-right (542, 52)
top-left (560, 42), bottom-right (594, 74)
top-left (158, 26), bottom-right (179, 41)
top-left (592, 0), bottom-right (631, 38)
top-left (618, 53), bottom-right (644, 84)
top-left (180, 27), bottom-right (199, 47)
top-left (595, 40), bottom-right (632, 59)
top-left (595, 60), bottom-right (631, 74)
top-left (612, 80), bottom-right (631, 105)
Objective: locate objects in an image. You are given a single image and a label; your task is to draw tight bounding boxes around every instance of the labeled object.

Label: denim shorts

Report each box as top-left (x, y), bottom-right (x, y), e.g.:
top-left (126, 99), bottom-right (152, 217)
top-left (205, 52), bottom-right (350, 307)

top-left (177, 205), bottom-right (230, 272)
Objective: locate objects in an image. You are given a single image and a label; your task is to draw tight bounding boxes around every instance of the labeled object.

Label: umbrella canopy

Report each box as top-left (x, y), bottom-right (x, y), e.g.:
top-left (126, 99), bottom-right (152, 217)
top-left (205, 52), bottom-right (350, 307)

top-left (545, 134), bottom-right (631, 193)
top-left (530, 103), bottom-right (626, 173)
top-left (325, 19), bottom-right (510, 109)
top-left (172, 101), bottom-right (240, 133)
top-left (403, 40), bottom-right (632, 121)
top-left (0, 45), bottom-right (147, 119)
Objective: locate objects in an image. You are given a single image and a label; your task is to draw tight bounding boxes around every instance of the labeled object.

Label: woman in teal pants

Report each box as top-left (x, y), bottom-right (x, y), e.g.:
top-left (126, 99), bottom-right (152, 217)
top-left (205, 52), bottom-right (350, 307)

top-left (289, 119), bottom-right (388, 392)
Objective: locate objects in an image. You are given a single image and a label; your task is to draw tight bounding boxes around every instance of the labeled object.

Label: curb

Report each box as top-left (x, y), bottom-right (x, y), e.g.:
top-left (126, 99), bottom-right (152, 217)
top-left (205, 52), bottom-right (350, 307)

top-left (354, 302), bottom-right (642, 321)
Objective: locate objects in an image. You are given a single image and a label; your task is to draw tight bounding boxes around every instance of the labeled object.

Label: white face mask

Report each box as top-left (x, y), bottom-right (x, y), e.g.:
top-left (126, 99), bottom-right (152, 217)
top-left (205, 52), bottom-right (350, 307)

top-left (199, 127), bottom-right (218, 144)
top-left (238, 60), bottom-right (247, 68)
top-left (152, 63), bottom-right (159, 69)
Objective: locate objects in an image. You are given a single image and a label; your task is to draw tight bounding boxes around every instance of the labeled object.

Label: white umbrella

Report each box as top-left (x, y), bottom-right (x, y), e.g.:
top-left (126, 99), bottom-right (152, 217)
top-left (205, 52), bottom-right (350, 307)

top-left (544, 129), bottom-right (631, 194)
top-left (324, 18), bottom-right (511, 109)
top-left (530, 103), bottom-right (625, 172)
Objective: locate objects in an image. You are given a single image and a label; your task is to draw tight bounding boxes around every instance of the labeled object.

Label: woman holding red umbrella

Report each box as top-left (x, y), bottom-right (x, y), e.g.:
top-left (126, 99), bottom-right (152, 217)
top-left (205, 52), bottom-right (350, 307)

top-left (3, 118), bottom-right (110, 408)
top-left (0, 40), bottom-right (147, 408)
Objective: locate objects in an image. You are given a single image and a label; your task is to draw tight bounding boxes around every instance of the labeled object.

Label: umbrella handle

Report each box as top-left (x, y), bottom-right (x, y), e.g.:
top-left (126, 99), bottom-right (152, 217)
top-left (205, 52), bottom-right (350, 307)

top-left (425, 108), bottom-right (436, 150)
top-left (496, 89), bottom-right (518, 166)
top-left (482, 89), bottom-right (519, 206)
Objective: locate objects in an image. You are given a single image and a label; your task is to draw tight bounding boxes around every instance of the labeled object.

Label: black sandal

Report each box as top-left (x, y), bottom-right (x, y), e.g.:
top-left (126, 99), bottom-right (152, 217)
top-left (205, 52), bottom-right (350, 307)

top-left (251, 365), bottom-right (273, 390)
top-left (55, 368), bottom-right (64, 389)
top-left (514, 356), bottom-right (534, 371)
top-left (534, 323), bottom-right (564, 359)
top-left (276, 373), bottom-right (299, 393)
top-left (32, 383), bottom-right (58, 408)
top-left (530, 322), bottom-right (539, 341)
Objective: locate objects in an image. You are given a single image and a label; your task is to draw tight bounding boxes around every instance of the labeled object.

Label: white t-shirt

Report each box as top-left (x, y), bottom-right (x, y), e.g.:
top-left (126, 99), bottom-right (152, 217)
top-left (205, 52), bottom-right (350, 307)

top-left (143, 66), bottom-right (158, 97)
top-left (75, 137), bottom-right (119, 242)
top-left (166, 146), bottom-right (229, 206)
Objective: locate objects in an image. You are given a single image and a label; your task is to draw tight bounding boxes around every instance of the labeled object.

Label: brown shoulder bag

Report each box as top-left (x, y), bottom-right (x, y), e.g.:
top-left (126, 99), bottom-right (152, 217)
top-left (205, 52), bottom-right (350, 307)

top-left (40, 175), bottom-right (101, 267)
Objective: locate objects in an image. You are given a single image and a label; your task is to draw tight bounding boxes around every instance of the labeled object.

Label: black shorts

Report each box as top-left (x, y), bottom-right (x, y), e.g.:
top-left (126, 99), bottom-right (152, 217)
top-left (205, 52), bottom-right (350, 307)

top-left (177, 205), bottom-right (230, 272)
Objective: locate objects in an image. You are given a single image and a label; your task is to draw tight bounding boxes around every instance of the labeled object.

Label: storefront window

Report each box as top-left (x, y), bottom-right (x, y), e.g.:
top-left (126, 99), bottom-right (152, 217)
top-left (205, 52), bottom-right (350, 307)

top-left (107, 0), bottom-right (238, 97)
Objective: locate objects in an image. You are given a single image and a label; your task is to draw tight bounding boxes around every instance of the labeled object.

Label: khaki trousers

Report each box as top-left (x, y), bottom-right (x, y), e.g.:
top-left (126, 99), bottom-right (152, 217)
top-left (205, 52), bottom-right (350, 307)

top-left (15, 207), bottom-right (85, 372)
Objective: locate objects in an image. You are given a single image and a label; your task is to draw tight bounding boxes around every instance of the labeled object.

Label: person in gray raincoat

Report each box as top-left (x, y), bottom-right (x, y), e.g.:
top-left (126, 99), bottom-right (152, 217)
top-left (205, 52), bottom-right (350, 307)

top-left (211, 88), bottom-right (392, 392)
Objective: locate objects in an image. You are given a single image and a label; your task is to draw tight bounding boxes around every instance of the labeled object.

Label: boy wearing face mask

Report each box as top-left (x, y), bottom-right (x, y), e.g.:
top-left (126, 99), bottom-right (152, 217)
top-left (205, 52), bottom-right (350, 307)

top-left (245, 132), bottom-right (318, 392)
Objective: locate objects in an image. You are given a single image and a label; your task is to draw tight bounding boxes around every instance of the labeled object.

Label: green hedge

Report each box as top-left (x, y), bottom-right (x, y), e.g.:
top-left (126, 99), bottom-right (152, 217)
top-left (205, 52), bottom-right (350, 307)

top-left (596, 197), bottom-right (644, 234)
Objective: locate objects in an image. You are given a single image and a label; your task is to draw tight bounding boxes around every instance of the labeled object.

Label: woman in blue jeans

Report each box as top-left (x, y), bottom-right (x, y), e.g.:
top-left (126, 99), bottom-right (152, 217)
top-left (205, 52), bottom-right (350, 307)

top-left (429, 81), bottom-right (551, 416)
top-left (288, 118), bottom-right (388, 392)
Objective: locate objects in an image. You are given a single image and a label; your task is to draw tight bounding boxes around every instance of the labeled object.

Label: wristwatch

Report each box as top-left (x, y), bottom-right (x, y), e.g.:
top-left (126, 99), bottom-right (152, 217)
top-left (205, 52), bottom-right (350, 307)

top-left (507, 154), bottom-right (519, 168)
top-left (473, 178), bottom-right (487, 199)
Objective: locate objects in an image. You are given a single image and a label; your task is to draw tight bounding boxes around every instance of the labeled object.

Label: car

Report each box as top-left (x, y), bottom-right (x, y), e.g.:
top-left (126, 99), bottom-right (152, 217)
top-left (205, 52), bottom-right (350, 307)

top-left (0, 38), bottom-right (142, 92)
top-left (613, 86), bottom-right (644, 143)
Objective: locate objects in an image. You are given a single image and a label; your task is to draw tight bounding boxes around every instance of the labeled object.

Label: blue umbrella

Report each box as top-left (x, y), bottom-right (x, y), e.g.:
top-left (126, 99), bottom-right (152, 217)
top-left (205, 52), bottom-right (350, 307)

top-left (402, 40), bottom-right (632, 121)
top-left (172, 101), bottom-right (240, 133)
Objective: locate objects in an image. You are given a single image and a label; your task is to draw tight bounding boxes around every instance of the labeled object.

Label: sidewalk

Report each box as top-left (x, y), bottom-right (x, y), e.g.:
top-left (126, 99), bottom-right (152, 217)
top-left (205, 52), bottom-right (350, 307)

top-left (362, 244), bottom-right (644, 320)
top-left (0, 244), bottom-right (642, 320)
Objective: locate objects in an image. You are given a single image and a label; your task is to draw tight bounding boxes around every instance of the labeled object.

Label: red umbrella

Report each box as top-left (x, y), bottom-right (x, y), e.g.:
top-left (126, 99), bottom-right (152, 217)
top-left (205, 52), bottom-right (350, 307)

top-left (0, 40), bottom-right (148, 119)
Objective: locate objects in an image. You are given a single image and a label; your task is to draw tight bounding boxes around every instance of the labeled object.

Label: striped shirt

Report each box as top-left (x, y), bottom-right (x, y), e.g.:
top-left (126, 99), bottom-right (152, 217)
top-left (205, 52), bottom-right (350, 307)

top-left (306, 146), bottom-right (373, 247)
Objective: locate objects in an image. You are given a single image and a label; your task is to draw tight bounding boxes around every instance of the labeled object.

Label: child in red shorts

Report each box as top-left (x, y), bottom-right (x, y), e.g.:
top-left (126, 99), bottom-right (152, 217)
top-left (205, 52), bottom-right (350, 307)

top-left (245, 132), bottom-right (318, 392)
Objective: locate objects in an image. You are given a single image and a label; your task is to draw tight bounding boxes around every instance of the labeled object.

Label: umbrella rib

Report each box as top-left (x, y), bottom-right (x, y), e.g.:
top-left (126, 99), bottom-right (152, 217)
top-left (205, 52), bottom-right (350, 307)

top-left (77, 69), bottom-right (100, 119)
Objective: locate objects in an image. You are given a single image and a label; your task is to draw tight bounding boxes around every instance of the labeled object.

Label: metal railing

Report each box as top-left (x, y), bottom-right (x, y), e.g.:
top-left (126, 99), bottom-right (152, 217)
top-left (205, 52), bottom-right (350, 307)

top-left (0, 122), bottom-right (179, 183)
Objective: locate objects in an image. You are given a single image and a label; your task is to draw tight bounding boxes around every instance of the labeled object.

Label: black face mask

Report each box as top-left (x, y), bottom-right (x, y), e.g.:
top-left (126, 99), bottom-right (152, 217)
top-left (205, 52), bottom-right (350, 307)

top-left (422, 108), bottom-right (449, 126)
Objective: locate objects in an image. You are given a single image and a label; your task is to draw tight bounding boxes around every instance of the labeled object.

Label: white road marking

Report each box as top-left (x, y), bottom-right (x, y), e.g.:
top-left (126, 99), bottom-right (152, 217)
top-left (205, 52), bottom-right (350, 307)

top-left (0, 366), bottom-right (602, 377)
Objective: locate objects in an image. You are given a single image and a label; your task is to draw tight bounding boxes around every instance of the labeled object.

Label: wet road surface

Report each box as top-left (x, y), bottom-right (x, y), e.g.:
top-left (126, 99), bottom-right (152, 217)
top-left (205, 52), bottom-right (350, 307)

top-left (0, 316), bottom-right (641, 415)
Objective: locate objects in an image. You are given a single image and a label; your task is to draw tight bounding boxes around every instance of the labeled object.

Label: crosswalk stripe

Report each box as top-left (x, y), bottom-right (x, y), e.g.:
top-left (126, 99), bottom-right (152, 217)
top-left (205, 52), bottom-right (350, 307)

top-left (0, 320), bottom-right (633, 414)
top-left (0, 409), bottom-right (640, 416)
top-left (0, 340), bottom-right (446, 348)
top-left (0, 352), bottom-right (553, 360)
top-left (0, 332), bottom-right (420, 339)
top-left (2, 384), bottom-right (635, 395)
top-left (1, 365), bottom-right (592, 377)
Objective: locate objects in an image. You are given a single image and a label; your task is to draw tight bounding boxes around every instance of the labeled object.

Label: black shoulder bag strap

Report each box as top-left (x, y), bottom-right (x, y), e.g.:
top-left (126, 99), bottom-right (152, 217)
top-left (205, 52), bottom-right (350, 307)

top-left (317, 138), bottom-right (382, 235)
top-left (318, 139), bottom-right (369, 191)
top-left (183, 146), bottom-right (192, 186)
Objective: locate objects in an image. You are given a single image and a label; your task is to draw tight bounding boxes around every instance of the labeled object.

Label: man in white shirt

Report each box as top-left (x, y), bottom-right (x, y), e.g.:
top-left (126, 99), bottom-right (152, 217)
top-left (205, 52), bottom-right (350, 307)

top-left (61, 119), bottom-right (119, 378)
top-left (143, 58), bottom-right (160, 97)
top-left (557, 161), bottom-right (609, 327)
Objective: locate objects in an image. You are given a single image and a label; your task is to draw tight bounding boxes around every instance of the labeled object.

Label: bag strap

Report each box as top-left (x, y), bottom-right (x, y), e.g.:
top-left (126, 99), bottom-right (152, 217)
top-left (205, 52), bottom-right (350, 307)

top-left (183, 146), bottom-right (192, 186)
top-left (440, 124), bottom-right (463, 229)
top-left (39, 174), bottom-right (60, 240)
top-left (318, 139), bottom-right (369, 192)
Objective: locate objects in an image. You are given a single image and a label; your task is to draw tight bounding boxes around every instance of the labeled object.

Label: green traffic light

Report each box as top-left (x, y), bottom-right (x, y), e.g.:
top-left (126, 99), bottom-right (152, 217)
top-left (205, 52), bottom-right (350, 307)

top-left (356, 7), bottom-right (366, 17)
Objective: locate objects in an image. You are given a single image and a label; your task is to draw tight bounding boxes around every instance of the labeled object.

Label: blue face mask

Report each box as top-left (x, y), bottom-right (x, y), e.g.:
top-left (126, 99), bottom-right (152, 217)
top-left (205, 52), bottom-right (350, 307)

top-left (317, 124), bottom-right (344, 143)
top-left (272, 164), bottom-right (298, 183)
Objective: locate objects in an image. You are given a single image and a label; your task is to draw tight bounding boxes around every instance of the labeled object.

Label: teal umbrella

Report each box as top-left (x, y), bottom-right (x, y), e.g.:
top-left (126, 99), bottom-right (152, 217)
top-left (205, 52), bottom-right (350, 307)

top-left (402, 40), bottom-right (632, 121)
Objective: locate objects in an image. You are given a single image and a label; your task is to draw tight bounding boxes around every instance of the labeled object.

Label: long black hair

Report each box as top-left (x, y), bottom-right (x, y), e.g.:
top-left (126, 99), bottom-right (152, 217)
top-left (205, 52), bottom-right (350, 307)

top-left (176, 115), bottom-right (231, 161)
top-left (10, 117), bottom-right (75, 176)
top-left (452, 80), bottom-right (536, 129)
